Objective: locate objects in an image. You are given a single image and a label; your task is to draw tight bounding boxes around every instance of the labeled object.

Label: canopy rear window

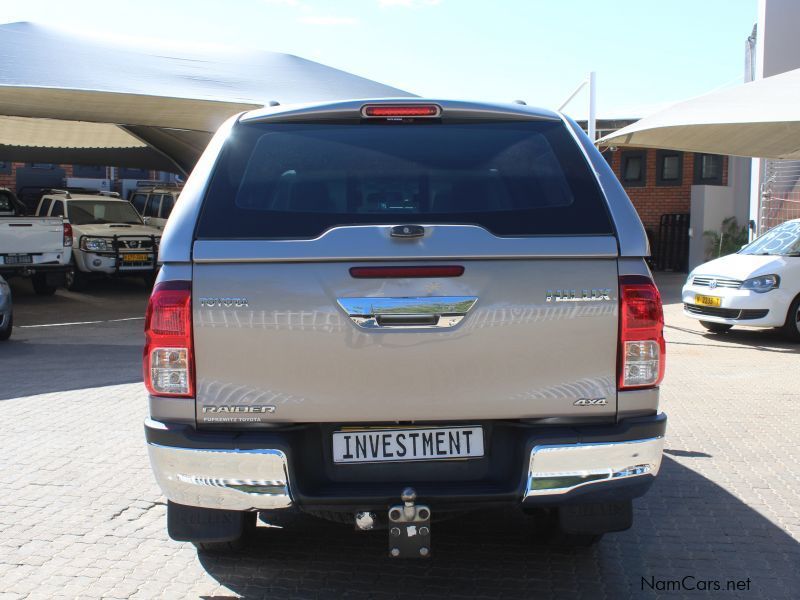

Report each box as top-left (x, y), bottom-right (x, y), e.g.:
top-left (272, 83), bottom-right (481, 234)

top-left (196, 121), bottom-right (613, 239)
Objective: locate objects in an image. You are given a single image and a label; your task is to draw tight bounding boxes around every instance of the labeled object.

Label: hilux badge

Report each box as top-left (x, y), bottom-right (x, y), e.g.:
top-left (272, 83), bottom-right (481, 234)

top-left (546, 289), bottom-right (612, 303)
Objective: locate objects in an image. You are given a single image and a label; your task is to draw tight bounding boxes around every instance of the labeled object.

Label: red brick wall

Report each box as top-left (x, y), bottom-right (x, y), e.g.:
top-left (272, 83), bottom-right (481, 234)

top-left (605, 149), bottom-right (728, 236)
top-left (0, 161), bottom-right (19, 190)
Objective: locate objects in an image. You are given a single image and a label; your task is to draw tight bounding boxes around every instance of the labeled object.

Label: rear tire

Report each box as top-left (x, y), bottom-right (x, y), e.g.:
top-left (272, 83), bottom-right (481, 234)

top-left (64, 263), bottom-right (88, 292)
top-left (779, 295), bottom-right (800, 342)
top-left (700, 320), bottom-right (733, 334)
top-left (0, 313), bottom-right (11, 341)
top-left (31, 273), bottom-right (57, 296)
top-left (142, 272), bottom-right (158, 289)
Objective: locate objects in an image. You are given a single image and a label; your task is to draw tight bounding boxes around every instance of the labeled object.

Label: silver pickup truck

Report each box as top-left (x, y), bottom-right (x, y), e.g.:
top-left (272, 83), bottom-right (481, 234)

top-left (144, 100), bottom-right (667, 556)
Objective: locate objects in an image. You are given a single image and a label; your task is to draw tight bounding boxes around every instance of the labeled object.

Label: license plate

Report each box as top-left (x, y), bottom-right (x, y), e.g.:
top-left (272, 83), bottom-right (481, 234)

top-left (333, 426), bottom-right (484, 464)
top-left (3, 254), bottom-right (33, 265)
top-left (695, 294), bottom-right (721, 307)
top-left (123, 253), bottom-right (150, 263)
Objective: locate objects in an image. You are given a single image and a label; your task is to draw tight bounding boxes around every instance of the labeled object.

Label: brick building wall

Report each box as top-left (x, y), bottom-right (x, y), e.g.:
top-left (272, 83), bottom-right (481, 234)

top-left (603, 149), bottom-right (728, 237)
top-left (0, 161), bottom-right (19, 190)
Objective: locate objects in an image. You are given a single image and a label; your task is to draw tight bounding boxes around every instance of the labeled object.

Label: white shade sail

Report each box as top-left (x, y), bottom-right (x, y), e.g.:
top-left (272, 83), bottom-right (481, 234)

top-left (598, 67), bottom-right (800, 159)
top-left (0, 22), bottom-right (414, 173)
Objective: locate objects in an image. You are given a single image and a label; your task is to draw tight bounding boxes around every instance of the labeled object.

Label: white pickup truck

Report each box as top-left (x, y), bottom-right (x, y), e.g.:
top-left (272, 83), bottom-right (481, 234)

top-left (0, 188), bottom-right (72, 295)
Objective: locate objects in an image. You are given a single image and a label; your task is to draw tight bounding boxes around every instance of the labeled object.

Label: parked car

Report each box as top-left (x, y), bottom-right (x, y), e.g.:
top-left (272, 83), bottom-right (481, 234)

top-left (0, 274), bottom-right (11, 341)
top-left (129, 183), bottom-right (181, 230)
top-left (0, 187), bottom-right (72, 295)
top-left (34, 190), bottom-right (161, 290)
top-left (683, 218), bottom-right (800, 339)
top-left (144, 100), bottom-right (667, 555)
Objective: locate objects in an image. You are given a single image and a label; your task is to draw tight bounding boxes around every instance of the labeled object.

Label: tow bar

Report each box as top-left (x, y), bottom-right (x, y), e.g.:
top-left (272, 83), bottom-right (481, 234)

top-left (388, 487), bottom-right (431, 558)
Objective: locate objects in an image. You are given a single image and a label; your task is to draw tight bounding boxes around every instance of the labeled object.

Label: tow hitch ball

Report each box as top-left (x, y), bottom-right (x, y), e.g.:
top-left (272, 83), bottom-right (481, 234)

top-left (388, 487), bottom-right (431, 558)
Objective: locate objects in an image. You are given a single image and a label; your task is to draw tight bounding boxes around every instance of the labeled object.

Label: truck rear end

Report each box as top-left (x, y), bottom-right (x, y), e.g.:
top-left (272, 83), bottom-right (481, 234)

top-left (144, 100), bottom-right (666, 555)
top-left (0, 188), bottom-right (71, 292)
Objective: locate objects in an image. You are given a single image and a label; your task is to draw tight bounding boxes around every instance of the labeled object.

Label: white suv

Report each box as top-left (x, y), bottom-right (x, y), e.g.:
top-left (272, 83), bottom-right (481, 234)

top-left (130, 185), bottom-right (181, 231)
top-left (35, 191), bottom-right (162, 290)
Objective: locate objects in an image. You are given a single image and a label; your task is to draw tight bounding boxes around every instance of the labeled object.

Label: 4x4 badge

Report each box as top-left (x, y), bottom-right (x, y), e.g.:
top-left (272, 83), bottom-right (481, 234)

top-left (574, 397), bottom-right (608, 406)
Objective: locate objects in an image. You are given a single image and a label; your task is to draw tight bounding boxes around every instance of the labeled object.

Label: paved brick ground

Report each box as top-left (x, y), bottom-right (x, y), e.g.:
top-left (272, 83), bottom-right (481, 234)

top-left (1, 273), bottom-right (799, 599)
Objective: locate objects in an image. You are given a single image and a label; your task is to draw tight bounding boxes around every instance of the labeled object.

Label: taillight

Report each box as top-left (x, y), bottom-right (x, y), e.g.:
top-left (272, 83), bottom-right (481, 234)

top-left (143, 280), bottom-right (194, 397)
top-left (63, 222), bottom-right (73, 247)
top-left (618, 275), bottom-right (665, 390)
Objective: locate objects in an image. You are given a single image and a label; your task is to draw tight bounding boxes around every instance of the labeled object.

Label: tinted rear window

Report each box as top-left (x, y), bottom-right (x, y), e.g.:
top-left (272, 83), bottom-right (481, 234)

top-left (196, 121), bottom-right (612, 239)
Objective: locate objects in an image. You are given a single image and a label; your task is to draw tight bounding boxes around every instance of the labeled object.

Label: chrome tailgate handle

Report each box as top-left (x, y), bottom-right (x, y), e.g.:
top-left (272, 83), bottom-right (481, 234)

top-left (337, 296), bottom-right (477, 329)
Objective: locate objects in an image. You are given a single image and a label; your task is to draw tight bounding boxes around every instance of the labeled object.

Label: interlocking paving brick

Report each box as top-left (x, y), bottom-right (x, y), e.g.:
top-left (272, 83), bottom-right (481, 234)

top-left (1, 273), bottom-right (799, 598)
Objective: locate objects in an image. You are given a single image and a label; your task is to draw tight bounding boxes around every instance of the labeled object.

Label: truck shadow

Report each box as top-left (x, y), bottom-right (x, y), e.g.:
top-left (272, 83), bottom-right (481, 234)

top-left (197, 457), bottom-right (799, 599)
top-left (0, 339), bottom-right (142, 400)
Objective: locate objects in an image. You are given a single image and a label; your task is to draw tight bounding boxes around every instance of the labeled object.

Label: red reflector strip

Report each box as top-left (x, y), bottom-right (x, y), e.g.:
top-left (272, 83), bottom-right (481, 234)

top-left (362, 105), bottom-right (441, 118)
top-left (350, 266), bottom-right (464, 278)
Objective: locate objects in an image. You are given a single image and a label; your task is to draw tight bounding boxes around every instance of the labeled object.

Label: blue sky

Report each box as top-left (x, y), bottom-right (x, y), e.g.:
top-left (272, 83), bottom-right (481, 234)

top-left (3, 0), bottom-right (757, 119)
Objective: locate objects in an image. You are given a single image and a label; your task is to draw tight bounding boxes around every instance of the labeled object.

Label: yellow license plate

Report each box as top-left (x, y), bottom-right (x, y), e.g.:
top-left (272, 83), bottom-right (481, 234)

top-left (694, 294), bottom-right (721, 307)
top-left (123, 253), bottom-right (149, 263)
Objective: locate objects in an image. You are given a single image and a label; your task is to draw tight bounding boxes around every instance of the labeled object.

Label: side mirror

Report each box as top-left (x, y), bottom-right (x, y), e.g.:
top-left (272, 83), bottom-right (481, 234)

top-left (142, 216), bottom-right (151, 225)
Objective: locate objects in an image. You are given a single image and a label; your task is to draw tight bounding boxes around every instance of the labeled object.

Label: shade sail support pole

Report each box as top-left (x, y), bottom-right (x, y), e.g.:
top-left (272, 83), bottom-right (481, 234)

top-left (588, 71), bottom-right (597, 142)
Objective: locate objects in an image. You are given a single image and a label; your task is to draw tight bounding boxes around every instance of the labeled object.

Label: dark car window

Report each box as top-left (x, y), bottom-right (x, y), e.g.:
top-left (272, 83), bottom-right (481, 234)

top-left (160, 194), bottom-right (175, 219)
top-left (196, 121), bottom-right (612, 239)
top-left (131, 193), bottom-right (148, 214)
top-left (145, 195), bottom-right (163, 218)
top-left (66, 201), bottom-right (143, 225)
top-left (50, 200), bottom-right (64, 217)
top-left (37, 198), bottom-right (52, 216)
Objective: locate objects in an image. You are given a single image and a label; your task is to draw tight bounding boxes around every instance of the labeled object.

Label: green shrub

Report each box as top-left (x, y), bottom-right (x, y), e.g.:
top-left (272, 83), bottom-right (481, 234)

top-left (703, 217), bottom-right (749, 259)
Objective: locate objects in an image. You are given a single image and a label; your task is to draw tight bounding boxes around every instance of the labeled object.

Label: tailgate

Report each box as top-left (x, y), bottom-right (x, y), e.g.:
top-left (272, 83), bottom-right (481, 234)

top-left (0, 218), bottom-right (64, 255)
top-left (192, 231), bottom-right (619, 425)
top-left (188, 116), bottom-right (621, 427)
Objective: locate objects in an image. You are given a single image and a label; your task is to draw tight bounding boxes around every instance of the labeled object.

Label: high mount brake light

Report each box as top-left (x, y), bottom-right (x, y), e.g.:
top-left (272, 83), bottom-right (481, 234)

top-left (350, 266), bottom-right (464, 278)
top-left (362, 105), bottom-right (441, 118)
top-left (143, 280), bottom-right (194, 397)
top-left (618, 275), bottom-right (666, 390)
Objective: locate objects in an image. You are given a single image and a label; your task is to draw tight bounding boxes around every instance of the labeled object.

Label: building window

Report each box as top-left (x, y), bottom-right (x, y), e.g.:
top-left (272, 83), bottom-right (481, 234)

top-left (694, 154), bottom-right (724, 185)
top-left (72, 165), bottom-right (106, 178)
top-left (656, 150), bottom-right (683, 186)
top-left (0, 161), bottom-right (11, 174)
top-left (620, 151), bottom-right (646, 187)
top-left (28, 163), bottom-right (54, 169)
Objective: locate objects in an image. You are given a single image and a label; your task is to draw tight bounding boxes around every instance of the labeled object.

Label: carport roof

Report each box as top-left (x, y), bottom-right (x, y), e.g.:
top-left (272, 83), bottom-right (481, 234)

top-left (598, 67), bottom-right (800, 159)
top-left (0, 22), bottom-right (414, 173)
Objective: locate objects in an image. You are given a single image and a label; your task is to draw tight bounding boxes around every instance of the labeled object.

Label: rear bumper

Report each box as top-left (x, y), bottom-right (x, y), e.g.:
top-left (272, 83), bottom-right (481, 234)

top-left (145, 413), bottom-right (666, 512)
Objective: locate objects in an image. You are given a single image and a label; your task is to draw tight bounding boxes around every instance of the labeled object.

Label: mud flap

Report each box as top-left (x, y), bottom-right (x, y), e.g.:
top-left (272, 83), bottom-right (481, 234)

top-left (167, 501), bottom-right (250, 543)
top-left (558, 500), bottom-right (633, 535)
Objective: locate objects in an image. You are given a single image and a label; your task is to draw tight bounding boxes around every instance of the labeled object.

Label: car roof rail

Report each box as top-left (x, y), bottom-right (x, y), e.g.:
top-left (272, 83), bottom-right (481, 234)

top-left (135, 180), bottom-right (181, 189)
top-left (97, 191), bottom-right (121, 198)
top-left (48, 189), bottom-right (72, 199)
